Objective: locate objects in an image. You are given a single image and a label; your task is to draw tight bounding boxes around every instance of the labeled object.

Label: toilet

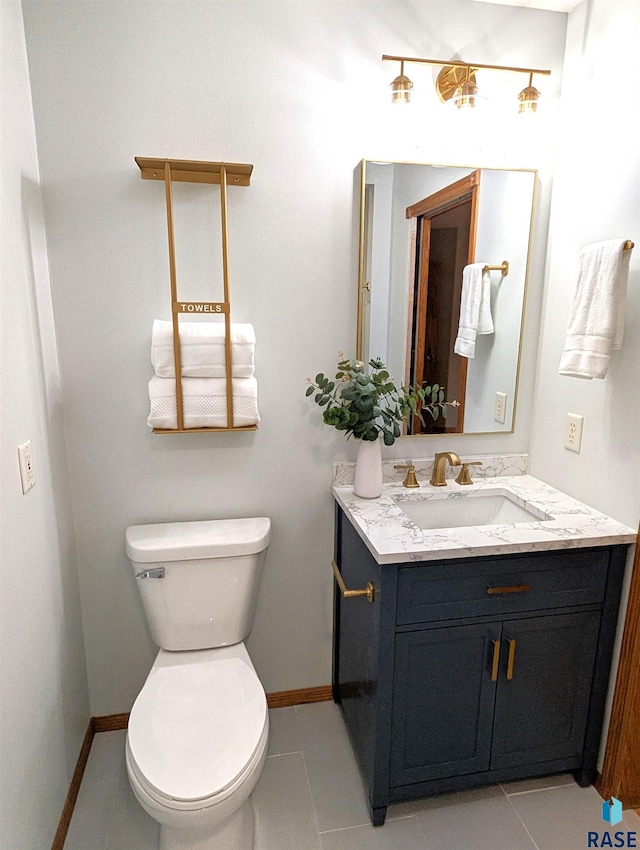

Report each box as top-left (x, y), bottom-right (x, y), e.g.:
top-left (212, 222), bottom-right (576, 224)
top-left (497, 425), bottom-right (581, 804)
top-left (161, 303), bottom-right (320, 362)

top-left (124, 517), bottom-right (271, 850)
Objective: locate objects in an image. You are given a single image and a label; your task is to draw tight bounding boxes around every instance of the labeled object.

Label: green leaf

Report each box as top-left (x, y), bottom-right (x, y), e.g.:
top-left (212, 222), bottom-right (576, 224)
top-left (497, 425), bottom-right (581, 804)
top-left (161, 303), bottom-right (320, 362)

top-left (441, 405), bottom-right (448, 419)
top-left (305, 386), bottom-right (314, 397)
top-left (383, 428), bottom-right (395, 446)
top-left (315, 373), bottom-right (324, 384)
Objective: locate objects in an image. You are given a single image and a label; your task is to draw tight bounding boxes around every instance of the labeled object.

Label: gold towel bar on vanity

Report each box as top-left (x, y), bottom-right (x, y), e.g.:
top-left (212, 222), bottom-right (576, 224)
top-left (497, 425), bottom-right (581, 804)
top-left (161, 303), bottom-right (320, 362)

top-left (331, 561), bottom-right (375, 603)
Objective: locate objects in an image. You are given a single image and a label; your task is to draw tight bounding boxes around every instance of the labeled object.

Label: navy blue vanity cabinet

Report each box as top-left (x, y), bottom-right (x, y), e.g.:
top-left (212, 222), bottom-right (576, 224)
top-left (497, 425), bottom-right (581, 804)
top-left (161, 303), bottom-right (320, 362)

top-left (332, 504), bottom-right (627, 827)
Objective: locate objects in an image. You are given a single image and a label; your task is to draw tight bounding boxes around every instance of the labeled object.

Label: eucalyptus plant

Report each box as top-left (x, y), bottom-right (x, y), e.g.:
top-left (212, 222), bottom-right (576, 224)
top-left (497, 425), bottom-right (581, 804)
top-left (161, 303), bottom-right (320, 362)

top-left (305, 356), bottom-right (457, 446)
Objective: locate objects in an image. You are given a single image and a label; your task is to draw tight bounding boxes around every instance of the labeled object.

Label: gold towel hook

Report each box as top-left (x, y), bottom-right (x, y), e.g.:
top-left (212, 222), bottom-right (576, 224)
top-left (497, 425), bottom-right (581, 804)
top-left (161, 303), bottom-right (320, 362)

top-left (482, 260), bottom-right (509, 276)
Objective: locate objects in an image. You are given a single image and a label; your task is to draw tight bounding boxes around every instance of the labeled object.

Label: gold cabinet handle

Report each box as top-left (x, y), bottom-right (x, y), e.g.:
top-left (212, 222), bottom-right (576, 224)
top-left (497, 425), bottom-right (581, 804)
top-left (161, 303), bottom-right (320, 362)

top-left (506, 638), bottom-right (517, 680)
top-left (491, 639), bottom-right (501, 682)
top-left (486, 584), bottom-right (531, 595)
top-left (331, 560), bottom-right (375, 603)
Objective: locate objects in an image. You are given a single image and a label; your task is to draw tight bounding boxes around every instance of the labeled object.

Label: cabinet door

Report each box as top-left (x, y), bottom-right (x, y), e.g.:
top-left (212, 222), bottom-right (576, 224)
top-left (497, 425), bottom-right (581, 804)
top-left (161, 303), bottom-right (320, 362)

top-left (390, 623), bottom-right (500, 786)
top-left (491, 611), bottom-right (601, 770)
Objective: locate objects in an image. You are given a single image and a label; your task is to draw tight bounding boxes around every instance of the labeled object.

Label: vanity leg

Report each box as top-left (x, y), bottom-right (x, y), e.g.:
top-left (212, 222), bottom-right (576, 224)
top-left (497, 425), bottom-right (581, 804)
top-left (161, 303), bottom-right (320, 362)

top-left (370, 803), bottom-right (387, 826)
top-left (573, 768), bottom-right (597, 787)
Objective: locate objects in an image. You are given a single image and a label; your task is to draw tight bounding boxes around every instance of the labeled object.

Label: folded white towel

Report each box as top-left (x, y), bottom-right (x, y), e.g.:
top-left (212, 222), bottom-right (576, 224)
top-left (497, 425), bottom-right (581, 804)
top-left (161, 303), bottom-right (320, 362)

top-left (151, 320), bottom-right (255, 378)
top-left (147, 376), bottom-right (260, 430)
top-left (454, 264), bottom-right (494, 359)
top-left (559, 239), bottom-right (631, 379)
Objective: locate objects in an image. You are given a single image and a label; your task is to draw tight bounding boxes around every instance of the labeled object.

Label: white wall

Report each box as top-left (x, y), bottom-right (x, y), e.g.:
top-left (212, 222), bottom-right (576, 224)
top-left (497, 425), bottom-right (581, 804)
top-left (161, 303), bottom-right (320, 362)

top-left (528, 0), bottom-right (639, 764)
top-left (0, 2), bottom-right (90, 846)
top-left (529, 0), bottom-right (639, 529)
top-left (21, 0), bottom-right (567, 716)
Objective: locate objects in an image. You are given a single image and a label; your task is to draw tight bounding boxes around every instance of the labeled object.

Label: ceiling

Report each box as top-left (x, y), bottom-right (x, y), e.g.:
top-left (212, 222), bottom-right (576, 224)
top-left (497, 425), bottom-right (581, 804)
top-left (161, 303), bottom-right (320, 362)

top-left (472, 0), bottom-right (582, 12)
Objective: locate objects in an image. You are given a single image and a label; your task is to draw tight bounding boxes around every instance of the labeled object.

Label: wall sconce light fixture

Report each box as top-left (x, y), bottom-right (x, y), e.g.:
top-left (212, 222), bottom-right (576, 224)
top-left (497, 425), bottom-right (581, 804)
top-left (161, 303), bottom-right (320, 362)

top-left (383, 54), bottom-right (550, 114)
top-left (390, 60), bottom-right (414, 105)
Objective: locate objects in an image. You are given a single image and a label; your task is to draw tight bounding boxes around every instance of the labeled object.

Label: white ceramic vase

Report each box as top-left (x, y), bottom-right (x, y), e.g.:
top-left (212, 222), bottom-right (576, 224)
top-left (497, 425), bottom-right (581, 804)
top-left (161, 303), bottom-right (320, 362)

top-left (353, 437), bottom-right (383, 498)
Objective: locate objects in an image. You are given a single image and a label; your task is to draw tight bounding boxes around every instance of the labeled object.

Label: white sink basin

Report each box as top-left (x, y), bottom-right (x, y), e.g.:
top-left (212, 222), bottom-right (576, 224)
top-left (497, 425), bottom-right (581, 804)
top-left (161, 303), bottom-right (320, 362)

top-left (393, 489), bottom-right (551, 531)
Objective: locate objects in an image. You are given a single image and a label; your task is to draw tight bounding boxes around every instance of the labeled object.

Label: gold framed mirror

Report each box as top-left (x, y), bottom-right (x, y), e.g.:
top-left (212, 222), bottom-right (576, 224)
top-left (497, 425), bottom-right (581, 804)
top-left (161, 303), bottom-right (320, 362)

top-left (356, 159), bottom-right (537, 435)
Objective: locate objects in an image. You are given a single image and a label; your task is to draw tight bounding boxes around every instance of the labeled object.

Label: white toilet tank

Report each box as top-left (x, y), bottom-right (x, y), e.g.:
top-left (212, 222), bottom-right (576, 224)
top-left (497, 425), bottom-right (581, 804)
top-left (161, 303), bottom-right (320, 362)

top-left (125, 518), bottom-right (271, 651)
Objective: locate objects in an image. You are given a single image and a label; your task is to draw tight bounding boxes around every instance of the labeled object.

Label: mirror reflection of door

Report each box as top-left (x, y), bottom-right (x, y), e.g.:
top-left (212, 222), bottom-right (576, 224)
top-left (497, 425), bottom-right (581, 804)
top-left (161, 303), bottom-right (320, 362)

top-left (407, 172), bottom-right (480, 434)
top-left (360, 184), bottom-right (374, 363)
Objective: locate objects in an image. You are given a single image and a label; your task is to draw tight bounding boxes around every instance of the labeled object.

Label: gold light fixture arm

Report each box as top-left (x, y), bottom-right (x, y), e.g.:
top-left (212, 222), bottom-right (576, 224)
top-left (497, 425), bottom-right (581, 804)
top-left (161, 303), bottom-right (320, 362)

top-left (382, 54), bottom-right (552, 79)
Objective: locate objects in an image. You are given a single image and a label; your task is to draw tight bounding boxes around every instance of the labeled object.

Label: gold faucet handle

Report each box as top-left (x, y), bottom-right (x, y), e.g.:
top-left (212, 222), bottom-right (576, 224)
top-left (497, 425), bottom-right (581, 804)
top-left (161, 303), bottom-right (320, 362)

top-left (455, 461), bottom-right (483, 486)
top-left (394, 463), bottom-right (419, 488)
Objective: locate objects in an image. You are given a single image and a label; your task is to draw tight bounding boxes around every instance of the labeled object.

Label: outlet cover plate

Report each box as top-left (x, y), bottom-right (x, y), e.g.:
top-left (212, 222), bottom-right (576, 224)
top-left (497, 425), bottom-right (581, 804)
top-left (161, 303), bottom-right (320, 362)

top-left (17, 440), bottom-right (36, 493)
top-left (564, 413), bottom-right (584, 453)
top-left (494, 392), bottom-right (507, 424)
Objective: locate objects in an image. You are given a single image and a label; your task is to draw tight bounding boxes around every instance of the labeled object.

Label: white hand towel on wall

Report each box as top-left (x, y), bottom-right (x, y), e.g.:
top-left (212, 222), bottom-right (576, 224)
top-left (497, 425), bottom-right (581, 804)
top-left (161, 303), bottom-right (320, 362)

top-left (558, 239), bottom-right (632, 379)
top-left (454, 264), bottom-right (494, 359)
top-left (147, 376), bottom-right (260, 430)
top-left (151, 320), bottom-right (255, 378)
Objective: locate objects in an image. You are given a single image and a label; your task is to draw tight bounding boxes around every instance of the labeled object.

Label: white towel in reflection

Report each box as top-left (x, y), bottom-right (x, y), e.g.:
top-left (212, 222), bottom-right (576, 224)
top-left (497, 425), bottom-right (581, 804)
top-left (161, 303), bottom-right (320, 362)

top-left (151, 320), bottom-right (255, 378)
top-left (559, 239), bottom-right (631, 379)
top-left (454, 264), bottom-right (494, 359)
top-left (147, 376), bottom-right (259, 430)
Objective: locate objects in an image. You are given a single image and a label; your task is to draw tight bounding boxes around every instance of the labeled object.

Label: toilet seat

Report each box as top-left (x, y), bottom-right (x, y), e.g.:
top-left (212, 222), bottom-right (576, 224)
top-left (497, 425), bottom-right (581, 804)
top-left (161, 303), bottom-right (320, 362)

top-left (127, 656), bottom-right (267, 804)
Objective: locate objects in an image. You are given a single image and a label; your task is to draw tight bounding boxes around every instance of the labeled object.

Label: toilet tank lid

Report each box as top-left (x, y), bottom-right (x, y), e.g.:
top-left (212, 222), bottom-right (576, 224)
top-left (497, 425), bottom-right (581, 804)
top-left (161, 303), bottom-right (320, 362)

top-left (125, 518), bottom-right (271, 563)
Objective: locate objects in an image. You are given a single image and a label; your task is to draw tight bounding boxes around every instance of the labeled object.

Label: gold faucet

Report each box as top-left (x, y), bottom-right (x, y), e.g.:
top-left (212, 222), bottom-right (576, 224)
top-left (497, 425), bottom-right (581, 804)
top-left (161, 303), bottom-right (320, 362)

top-left (394, 462), bottom-right (419, 488)
top-left (429, 451), bottom-right (462, 487)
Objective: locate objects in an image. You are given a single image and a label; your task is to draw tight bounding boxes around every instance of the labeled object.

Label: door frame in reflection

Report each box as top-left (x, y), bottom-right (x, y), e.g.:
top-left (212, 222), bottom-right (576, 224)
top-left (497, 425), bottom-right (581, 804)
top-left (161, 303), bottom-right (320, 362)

top-left (407, 171), bottom-right (480, 434)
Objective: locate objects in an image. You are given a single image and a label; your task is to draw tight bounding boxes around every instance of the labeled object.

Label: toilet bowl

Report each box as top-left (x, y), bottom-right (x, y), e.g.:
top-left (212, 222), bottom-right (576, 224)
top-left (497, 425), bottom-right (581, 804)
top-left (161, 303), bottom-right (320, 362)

top-left (125, 518), bottom-right (271, 850)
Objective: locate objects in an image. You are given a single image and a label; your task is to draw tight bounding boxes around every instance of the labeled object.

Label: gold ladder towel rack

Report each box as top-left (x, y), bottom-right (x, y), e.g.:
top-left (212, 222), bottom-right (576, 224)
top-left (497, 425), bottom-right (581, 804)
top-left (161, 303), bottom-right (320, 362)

top-left (135, 157), bottom-right (257, 434)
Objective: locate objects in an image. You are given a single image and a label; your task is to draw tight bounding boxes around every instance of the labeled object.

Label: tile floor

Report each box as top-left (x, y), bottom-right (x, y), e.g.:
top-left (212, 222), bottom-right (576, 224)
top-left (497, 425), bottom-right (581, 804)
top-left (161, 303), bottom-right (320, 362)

top-left (64, 701), bottom-right (640, 850)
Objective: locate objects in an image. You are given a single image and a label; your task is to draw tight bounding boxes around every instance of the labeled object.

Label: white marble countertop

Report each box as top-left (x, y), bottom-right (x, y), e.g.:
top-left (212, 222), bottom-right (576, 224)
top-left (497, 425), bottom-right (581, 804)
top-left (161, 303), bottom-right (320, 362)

top-left (333, 475), bottom-right (636, 565)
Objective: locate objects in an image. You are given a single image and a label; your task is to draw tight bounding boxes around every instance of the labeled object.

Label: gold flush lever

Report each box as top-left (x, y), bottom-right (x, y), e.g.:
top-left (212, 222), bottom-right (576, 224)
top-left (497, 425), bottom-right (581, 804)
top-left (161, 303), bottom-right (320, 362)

top-left (331, 560), bottom-right (375, 603)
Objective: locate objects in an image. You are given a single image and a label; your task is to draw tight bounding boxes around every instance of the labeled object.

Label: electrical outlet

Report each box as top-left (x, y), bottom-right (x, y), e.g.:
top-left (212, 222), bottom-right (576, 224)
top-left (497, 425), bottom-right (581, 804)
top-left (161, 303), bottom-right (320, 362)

top-left (494, 392), bottom-right (507, 424)
top-left (17, 440), bottom-right (36, 493)
top-left (564, 413), bottom-right (584, 453)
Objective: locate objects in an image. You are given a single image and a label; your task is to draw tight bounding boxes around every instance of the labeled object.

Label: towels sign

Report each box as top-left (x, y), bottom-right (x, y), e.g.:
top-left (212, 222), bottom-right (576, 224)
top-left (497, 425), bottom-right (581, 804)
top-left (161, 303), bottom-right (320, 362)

top-left (172, 302), bottom-right (229, 314)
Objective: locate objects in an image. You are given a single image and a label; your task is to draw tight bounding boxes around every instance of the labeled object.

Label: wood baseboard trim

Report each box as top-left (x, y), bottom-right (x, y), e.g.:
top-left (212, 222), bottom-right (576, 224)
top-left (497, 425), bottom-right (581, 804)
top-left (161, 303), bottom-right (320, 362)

top-left (266, 685), bottom-right (333, 708)
top-left (93, 712), bottom-right (129, 732)
top-left (51, 719), bottom-right (95, 850)
top-left (88, 685), bottom-right (333, 736)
